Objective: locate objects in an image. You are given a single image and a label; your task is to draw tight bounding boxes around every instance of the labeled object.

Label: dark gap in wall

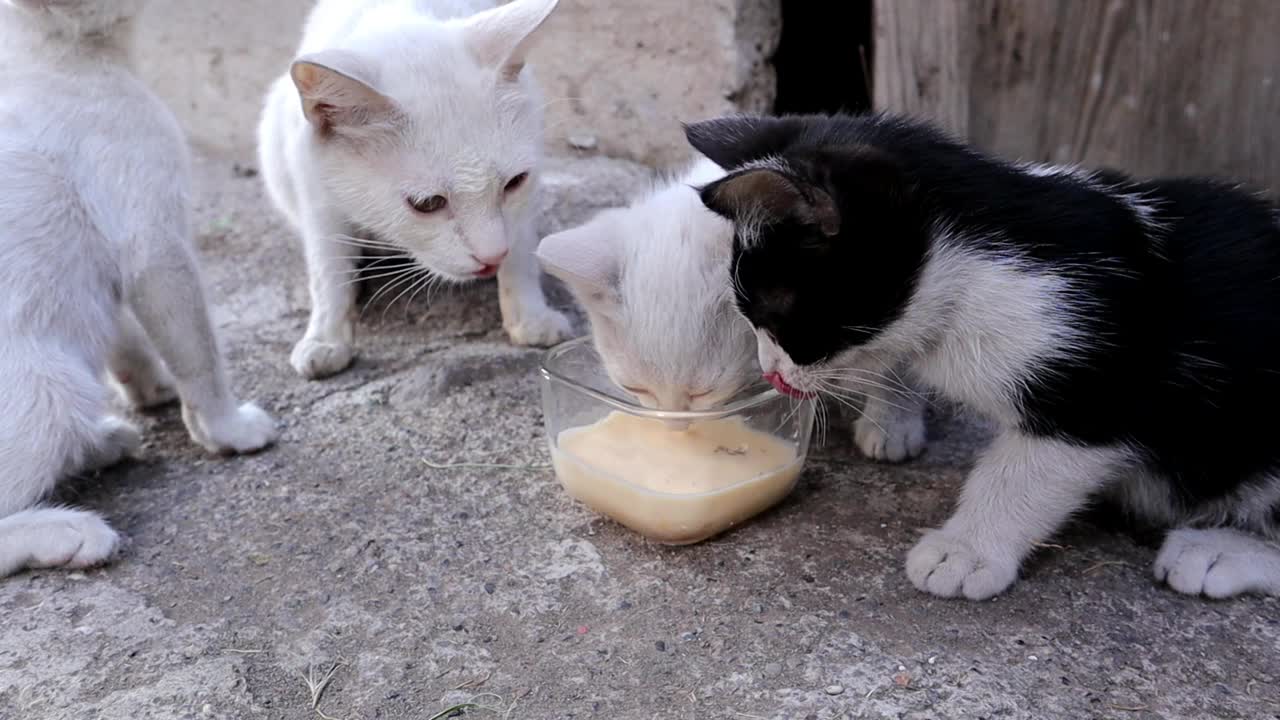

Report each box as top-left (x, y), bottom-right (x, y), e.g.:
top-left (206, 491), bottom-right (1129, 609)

top-left (772, 0), bottom-right (874, 115)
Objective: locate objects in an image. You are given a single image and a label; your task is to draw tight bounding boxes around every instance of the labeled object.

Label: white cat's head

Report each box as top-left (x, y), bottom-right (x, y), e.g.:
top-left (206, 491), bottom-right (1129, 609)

top-left (290, 0), bottom-right (559, 281)
top-left (537, 159), bottom-right (761, 411)
top-left (2, 0), bottom-right (148, 37)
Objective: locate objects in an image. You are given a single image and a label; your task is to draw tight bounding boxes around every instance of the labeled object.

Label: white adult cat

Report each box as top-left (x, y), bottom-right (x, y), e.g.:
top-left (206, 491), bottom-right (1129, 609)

top-left (258, 0), bottom-right (574, 380)
top-left (537, 156), bottom-right (927, 462)
top-left (0, 0), bottom-right (279, 577)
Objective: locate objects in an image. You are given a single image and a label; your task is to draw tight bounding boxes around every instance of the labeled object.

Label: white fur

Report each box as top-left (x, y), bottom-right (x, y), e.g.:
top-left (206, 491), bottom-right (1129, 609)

top-left (258, 0), bottom-right (573, 379)
top-left (0, 0), bottom-right (278, 578)
top-left (537, 159), bottom-right (760, 411)
top-left (906, 433), bottom-right (1131, 599)
top-left (1155, 527), bottom-right (1280, 598)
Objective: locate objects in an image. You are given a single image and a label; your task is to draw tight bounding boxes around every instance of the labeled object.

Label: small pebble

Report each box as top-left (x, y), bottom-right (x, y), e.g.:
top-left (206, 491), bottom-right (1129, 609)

top-left (201, 703), bottom-right (213, 716)
top-left (1028, 655), bottom-right (1038, 661)
top-left (927, 656), bottom-right (937, 665)
top-left (655, 640), bottom-right (666, 652)
top-left (824, 685), bottom-right (845, 696)
top-left (483, 582), bottom-right (496, 595)
top-left (577, 625), bottom-right (589, 635)
top-left (763, 662), bottom-right (783, 678)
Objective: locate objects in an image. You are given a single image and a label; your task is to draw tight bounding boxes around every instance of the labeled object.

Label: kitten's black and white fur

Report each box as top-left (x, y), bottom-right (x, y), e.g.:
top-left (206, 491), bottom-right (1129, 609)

top-left (686, 112), bottom-right (1280, 601)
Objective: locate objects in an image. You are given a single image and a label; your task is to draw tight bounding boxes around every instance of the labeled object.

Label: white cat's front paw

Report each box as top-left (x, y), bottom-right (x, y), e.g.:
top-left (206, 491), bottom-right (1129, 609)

top-left (291, 336), bottom-right (355, 379)
top-left (29, 510), bottom-right (122, 570)
top-left (504, 307), bottom-right (575, 347)
top-left (906, 529), bottom-right (1019, 600)
top-left (1154, 528), bottom-right (1279, 598)
top-left (855, 412), bottom-right (926, 463)
top-left (185, 402), bottom-right (279, 455)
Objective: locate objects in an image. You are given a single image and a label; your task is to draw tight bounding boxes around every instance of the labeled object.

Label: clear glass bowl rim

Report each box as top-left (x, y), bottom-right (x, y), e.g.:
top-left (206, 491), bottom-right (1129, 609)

top-left (539, 337), bottom-right (790, 421)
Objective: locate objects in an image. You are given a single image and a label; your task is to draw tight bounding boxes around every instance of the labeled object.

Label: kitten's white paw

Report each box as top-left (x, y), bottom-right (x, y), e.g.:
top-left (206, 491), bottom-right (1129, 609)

top-left (1155, 528), bottom-right (1280, 598)
top-left (906, 529), bottom-right (1019, 600)
top-left (28, 511), bottom-right (122, 570)
top-left (84, 416), bottom-right (142, 470)
top-left (185, 402), bottom-right (279, 455)
top-left (504, 307), bottom-right (575, 347)
top-left (112, 369), bottom-right (178, 409)
top-left (855, 412), bottom-right (926, 463)
top-left (291, 336), bottom-right (355, 379)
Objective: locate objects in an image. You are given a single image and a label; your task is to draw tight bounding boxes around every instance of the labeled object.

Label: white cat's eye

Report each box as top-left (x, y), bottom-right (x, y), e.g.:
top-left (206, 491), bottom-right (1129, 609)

top-left (504, 172), bottom-right (529, 194)
top-left (622, 384), bottom-right (653, 397)
top-left (689, 390), bottom-right (713, 400)
top-left (407, 194), bottom-right (448, 214)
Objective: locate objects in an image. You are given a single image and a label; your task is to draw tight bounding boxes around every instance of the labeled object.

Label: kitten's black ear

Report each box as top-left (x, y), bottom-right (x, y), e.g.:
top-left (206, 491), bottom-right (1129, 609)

top-left (700, 166), bottom-right (840, 237)
top-left (683, 115), bottom-right (802, 170)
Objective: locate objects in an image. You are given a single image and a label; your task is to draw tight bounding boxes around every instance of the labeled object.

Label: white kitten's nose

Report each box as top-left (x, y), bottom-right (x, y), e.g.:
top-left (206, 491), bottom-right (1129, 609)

top-left (470, 251), bottom-right (508, 278)
top-left (471, 250), bottom-right (508, 267)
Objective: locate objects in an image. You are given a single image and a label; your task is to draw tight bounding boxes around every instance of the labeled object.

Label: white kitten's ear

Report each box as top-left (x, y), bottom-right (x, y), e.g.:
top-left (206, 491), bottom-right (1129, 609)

top-left (290, 51), bottom-right (398, 135)
top-left (537, 217), bottom-right (622, 309)
top-left (463, 0), bottom-right (561, 81)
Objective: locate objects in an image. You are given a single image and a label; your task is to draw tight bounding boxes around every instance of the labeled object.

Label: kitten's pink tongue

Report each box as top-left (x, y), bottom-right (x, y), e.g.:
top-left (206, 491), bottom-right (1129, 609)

top-left (764, 372), bottom-right (812, 399)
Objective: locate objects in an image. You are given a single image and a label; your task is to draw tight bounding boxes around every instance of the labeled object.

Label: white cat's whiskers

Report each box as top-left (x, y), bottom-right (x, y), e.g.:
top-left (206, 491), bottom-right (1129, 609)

top-left (337, 264), bottom-right (421, 288)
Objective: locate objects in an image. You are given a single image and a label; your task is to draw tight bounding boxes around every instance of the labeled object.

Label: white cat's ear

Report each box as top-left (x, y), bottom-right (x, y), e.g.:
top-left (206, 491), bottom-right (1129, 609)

top-left (290, 51), bottom-right (398, 135)
top-left (462, 0), bottom-right (561, 81)
top-left (537, 216), bottom-right (622, 308)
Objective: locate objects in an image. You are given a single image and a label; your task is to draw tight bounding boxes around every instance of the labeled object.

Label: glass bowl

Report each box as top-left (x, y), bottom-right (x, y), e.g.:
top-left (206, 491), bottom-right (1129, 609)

top-left (539, 337), bottom-right (815, 545)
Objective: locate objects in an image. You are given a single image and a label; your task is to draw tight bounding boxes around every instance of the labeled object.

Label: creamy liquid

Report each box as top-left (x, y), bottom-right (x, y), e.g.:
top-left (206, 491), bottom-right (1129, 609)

top-left (552, 411), bottom-right (803, 544)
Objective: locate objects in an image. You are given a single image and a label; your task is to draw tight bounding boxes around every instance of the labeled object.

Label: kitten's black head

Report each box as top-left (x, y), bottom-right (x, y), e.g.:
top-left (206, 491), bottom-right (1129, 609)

top-left (686, 114), bottom-right (930, 367)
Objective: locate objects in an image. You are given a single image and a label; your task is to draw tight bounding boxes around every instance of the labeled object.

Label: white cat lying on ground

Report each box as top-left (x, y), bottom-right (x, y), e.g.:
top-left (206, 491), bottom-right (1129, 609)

top-left (0, 0), bottom-right (278, 578)
top-left (258, 0), bottom-right (575, 380)
top-left (537, 157), bottom-right (927, 461)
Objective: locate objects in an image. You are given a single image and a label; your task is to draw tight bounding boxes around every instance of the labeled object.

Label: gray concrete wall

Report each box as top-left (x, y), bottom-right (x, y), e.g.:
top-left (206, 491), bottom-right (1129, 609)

top-left (135, 0), bottom-right (780, 167)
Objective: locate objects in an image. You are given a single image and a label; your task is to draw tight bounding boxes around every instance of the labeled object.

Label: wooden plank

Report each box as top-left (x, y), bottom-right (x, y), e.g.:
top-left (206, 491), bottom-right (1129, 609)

top-left (873, 0), bottom-right (972, 138)
top-left (875, 0), bottom-right (1280, 192)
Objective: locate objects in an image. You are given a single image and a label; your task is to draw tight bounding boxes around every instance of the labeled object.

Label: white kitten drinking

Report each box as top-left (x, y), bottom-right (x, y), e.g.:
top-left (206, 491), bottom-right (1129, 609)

top-left (537, 159), bottom-right (760, 411)
top-left (0, 0), bottom-right (278, 577)
top-left (258, 0), bottom-right (575, 380)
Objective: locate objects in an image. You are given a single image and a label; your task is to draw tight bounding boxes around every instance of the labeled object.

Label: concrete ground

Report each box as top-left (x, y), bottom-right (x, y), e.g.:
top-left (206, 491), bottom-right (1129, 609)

top-left (1, 149), bottom-right (1278, 720)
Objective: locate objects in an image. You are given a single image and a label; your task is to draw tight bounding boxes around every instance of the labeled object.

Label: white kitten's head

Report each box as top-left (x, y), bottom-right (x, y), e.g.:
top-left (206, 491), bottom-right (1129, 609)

top-left (290, 0), bottom-right (559, 281)
top-left (3, 0), bottom-right (147, 37)
top-left (537, 159), bottom-right (760, 411)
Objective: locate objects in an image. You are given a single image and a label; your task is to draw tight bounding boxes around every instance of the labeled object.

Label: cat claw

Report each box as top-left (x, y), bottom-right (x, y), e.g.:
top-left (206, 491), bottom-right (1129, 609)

top-left (291, 336), bottom-right (355, 379)
top-left (855, 413), bottom-right (926, 463)
top-left (504, 308), bottom-right (576, 347)
top-left (906, 529), bottom-right (1019, 600)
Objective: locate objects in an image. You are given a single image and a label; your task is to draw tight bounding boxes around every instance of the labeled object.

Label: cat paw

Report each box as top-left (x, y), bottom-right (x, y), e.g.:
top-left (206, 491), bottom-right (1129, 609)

top-left (83, 416), bottom-right (142, 471)
top-left (291, 337), bottom-right (355, 379)
top-left (1154, 528), bottom-right (1280, 598)
top-left (111, 369), bottom-right (178, 410)
top-left (28, 510), bottom-right (122, 570)
top-left (855, 412), bottom-right (926, 463)
top-left (504, 307), bottom-right (576, 347)
top-left (185, 402), bottom-right (279, 455)
top-left (906, 530), bottom-right (1019, 600)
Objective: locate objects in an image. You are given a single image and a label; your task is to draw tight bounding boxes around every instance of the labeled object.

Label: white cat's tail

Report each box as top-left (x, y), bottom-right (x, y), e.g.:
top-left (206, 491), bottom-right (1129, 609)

top-left (0, 506), bottom-right (121, 578)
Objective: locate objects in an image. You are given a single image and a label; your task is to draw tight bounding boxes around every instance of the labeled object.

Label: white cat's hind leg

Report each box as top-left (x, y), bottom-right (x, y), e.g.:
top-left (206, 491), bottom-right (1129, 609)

top-left (0, 507), bottom-right (121, 578)
top-left (498, 215), bottom-right (575, 347)
top-left (1155, 527), bottom-right (1280, 598)
top-left (0, 357), bottom-right (125, 577)
top-left (107, 307), bottom-right (178, 409)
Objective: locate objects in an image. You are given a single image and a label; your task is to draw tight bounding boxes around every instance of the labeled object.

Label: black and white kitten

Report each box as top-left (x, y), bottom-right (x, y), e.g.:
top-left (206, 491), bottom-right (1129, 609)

top-left (685, 112), bottom-right (1280, 601)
